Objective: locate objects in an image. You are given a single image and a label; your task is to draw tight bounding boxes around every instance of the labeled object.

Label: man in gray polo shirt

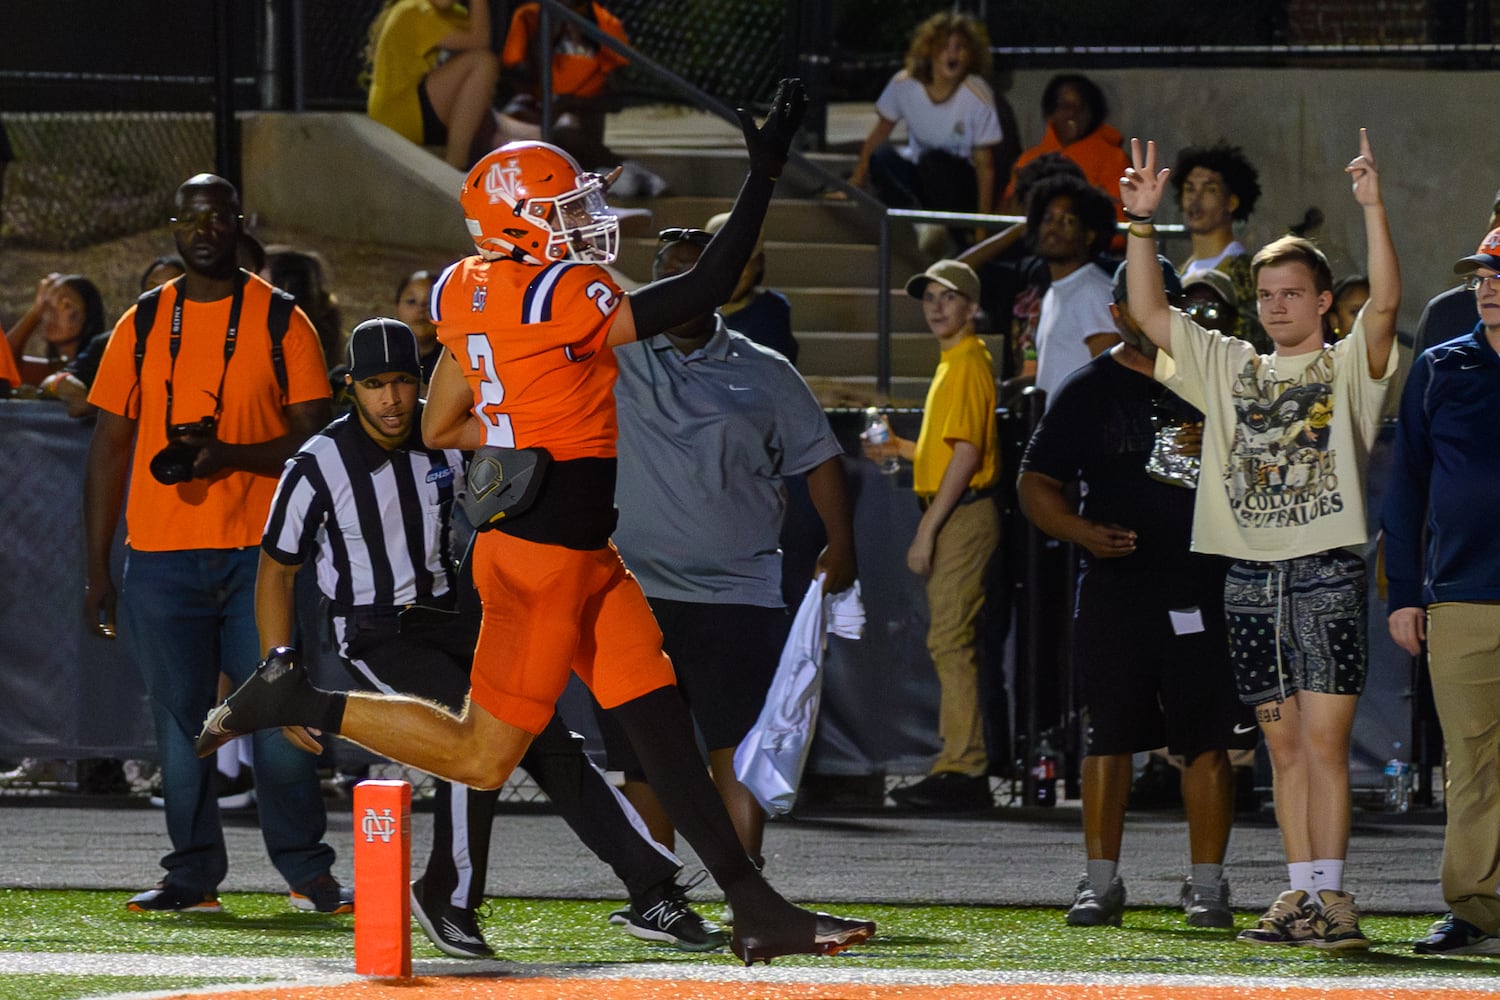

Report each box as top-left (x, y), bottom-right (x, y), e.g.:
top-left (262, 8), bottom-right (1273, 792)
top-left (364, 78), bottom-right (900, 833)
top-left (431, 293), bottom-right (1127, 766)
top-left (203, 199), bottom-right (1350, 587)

top-left (604, 227), bottom-right (857, 877)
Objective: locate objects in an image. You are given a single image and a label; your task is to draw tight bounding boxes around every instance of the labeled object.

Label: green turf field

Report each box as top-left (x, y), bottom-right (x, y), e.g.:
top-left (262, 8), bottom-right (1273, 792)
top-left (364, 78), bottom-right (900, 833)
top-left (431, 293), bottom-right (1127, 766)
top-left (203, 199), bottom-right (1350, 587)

top-left (5, 889), bottom-right (1499, 1000)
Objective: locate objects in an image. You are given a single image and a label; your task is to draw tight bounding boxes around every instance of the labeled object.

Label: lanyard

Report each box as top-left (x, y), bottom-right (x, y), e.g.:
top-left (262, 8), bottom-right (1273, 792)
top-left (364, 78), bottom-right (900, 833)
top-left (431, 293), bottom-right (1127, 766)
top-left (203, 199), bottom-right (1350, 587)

top-left (164, 272), bottom-right (246, 426)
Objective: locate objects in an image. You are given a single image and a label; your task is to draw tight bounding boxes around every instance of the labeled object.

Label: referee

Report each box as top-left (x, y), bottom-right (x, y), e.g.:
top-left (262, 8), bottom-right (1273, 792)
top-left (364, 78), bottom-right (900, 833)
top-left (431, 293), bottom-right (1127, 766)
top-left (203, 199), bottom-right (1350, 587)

top-left (256, 318), bottom-right (722, 958)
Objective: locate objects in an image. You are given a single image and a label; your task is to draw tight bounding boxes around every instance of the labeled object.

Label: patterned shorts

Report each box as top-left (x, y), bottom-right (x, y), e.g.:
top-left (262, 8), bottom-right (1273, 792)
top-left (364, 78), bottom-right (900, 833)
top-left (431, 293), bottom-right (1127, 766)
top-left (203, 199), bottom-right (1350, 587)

top-left (1223, 550), bottom-right (1368, 706)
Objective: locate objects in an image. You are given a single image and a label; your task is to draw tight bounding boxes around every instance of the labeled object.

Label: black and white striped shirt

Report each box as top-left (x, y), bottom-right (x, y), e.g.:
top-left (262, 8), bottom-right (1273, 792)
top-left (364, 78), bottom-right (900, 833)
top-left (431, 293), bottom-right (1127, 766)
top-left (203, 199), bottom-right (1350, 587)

top-left (262, 405), bottom-right (465, 610)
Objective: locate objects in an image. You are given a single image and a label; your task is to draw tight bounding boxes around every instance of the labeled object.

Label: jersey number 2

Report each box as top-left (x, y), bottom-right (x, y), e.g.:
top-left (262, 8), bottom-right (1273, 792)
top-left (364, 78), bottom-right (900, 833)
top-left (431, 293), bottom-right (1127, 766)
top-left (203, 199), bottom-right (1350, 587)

top-left (464, 334), bottom-right (515, 447)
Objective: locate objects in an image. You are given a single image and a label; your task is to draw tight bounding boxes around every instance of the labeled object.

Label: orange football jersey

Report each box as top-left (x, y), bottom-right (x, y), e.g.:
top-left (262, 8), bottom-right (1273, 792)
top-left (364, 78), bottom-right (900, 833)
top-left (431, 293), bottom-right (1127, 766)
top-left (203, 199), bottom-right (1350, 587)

top-left (432, 255), bottom-right (624, 461)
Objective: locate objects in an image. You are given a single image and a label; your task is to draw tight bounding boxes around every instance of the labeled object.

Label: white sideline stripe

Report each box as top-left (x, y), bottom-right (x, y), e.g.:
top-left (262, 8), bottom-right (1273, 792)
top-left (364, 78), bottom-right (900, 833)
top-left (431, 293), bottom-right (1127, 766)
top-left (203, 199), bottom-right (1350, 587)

top-left (20, 953), bottom-right (1500, 996)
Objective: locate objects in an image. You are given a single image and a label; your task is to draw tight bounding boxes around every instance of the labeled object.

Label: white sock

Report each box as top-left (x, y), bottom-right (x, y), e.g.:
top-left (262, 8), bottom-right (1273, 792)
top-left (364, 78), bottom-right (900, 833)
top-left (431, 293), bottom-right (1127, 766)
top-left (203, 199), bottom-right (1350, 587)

top-left (1311, 859), bottom-right (1344, 893)
top-left (216, 741), bottom-right (240, 780)
top-left (1086, 858), bottom-right (1118, 887)
top-left (1288, 861), bottom-right (1315, 893)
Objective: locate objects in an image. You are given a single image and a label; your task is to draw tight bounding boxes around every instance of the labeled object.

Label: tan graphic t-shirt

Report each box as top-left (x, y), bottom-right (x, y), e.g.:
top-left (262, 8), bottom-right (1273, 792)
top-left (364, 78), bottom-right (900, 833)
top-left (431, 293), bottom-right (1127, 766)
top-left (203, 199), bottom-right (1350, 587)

top-left (1154, 309), bottom-right (1394, 562)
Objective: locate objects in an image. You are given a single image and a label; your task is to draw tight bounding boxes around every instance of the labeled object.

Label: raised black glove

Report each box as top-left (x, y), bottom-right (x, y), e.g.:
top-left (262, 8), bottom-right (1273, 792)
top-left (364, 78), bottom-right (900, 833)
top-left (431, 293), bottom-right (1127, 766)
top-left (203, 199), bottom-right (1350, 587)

top-left (737, 77), bottom-right (807, 181)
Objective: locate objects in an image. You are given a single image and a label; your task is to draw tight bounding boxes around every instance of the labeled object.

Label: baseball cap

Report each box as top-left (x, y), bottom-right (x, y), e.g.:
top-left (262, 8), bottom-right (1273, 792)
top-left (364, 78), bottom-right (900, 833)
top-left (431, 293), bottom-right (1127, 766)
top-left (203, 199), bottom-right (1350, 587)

top-left (1111, 255), bottom-right (1184, 304)
top-left (347, 317), bottom-right (421, 381)
top-left (1453, 226), bottom-right (1500, 274)
top-left (1180, 267), bottom-right (1237, 307)
top-left (905, 259), bottom-right (980, 302)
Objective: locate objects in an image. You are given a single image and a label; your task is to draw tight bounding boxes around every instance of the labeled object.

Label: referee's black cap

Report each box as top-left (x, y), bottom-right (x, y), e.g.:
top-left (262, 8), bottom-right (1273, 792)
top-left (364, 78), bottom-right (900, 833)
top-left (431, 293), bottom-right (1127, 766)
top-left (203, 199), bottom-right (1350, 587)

top-left (347, 317), bottom-right (421, 381)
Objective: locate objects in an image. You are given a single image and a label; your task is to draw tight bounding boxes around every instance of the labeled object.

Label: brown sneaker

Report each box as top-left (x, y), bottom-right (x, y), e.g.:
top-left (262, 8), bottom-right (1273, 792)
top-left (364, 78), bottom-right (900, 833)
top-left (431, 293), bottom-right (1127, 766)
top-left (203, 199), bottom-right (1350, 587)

top-left (1236, 889), bottom-right (1317, 945)
top-left (1310, 889), bottom-right (1369, 951)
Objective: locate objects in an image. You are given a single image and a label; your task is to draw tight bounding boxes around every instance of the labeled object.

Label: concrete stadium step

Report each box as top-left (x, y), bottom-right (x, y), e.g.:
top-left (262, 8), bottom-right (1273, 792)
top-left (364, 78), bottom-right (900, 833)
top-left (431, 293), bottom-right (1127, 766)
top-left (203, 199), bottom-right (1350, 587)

top-left (618, 194), bottom-right (887, 245)
top-left (781, 287), bottom-right (928, 333)
top-left (616, 146), bottom-right (857, 200)
top-left (797, 331), bottom-right (940, 380)
top-left (614, 238), bottom-right (920, 289)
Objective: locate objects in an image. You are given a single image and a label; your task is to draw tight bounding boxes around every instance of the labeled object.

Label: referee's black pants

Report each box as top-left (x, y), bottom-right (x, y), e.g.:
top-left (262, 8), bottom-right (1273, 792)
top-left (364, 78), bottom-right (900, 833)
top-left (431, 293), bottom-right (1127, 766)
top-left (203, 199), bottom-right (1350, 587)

top-left (335, 606), bottom-right (680, 909)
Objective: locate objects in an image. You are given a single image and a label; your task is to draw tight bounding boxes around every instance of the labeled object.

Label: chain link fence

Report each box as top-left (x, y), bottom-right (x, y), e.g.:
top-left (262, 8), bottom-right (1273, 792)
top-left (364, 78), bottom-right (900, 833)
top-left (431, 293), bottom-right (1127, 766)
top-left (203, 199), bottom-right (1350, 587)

top-left (6, 1), bottom-right (1500, 256)
top-left (0, 113), bottom-right (213, 251)
top-left (300, 0), bottom-right (791, 111)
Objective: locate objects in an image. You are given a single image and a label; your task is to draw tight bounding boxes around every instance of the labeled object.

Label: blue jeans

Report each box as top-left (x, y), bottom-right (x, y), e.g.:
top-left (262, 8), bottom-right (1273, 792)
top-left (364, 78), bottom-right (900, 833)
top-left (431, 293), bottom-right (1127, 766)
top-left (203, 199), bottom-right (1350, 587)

top-left (122, 546), bottom-right (334, 894)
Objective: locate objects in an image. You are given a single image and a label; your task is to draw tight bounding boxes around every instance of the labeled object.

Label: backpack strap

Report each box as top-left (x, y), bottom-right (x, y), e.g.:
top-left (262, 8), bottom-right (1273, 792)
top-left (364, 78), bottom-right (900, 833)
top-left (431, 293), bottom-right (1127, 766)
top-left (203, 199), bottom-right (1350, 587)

top-left (266, 286), bottom-right (295, 402)
top-left (133, 274), bottom-right (294, 401)
top-left (131, 279), bottom-right (177, 380)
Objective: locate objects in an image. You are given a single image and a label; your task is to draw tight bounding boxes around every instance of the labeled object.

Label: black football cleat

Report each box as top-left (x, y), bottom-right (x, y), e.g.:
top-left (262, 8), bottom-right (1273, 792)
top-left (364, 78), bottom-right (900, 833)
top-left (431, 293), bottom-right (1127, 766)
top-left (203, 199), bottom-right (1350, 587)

top-left (730, 910), bottom-right (876, 965)
top-left (194, 646), bottom-right (311, 757)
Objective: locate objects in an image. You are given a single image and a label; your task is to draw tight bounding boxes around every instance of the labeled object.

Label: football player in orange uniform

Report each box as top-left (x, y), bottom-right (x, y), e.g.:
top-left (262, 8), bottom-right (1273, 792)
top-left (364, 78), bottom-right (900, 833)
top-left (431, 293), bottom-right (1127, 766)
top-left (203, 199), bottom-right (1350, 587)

top-left (198, 80), bottom-right (876, 965)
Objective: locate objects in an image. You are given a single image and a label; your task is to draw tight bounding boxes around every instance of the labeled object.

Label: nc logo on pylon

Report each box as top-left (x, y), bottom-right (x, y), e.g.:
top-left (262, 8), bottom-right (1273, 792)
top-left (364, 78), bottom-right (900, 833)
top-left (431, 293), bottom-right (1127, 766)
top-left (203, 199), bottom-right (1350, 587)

top-left (361, 807), bottom-right (398, 843)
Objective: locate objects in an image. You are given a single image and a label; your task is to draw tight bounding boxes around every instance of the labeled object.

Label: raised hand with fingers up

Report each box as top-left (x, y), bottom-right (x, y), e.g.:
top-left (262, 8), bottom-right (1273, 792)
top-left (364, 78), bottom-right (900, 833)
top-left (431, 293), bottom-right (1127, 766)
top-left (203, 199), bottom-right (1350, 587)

top-left (738, 78), bottom-right (808, 182)
top-left (1119, 138), bottom-right (1172, 221)
top-left (1345, 127), bottom-right (1381, 207)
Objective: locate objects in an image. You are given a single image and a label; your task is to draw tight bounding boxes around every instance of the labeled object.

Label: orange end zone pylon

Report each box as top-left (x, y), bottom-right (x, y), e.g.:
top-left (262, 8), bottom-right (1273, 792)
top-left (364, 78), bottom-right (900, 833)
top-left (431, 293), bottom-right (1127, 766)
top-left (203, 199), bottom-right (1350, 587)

top-left (354, 779), bottom-right (412, 978)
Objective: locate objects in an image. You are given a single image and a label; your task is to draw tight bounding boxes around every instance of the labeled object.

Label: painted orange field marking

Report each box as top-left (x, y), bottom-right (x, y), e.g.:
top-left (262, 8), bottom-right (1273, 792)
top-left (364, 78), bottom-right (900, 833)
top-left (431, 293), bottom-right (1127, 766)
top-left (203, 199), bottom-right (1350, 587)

top-left (166, 978), bottom-right (1500, 1000)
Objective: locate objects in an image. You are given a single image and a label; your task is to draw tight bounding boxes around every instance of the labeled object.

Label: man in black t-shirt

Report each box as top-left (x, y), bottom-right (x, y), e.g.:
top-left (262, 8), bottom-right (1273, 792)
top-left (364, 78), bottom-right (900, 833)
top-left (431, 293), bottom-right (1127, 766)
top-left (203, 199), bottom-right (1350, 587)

top-left (1017, 257), bottom-right (1255, 932)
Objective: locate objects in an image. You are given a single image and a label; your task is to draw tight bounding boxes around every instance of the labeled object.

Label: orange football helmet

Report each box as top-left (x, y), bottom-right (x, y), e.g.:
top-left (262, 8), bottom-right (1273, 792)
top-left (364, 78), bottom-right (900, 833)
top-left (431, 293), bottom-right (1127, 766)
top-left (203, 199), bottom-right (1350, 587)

top-left (459, 141), bottom-right (619, 265)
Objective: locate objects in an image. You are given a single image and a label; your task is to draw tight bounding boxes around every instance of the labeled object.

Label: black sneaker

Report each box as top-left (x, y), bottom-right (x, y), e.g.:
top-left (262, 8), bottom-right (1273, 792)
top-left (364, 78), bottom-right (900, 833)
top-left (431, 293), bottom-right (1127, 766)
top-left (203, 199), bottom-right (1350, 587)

top-left (411, 879), bottom-right (495, 959)
top-left (1066, 875), bottom-right (1125, 927)
top-left (1180, 876), bottom-right (1234, 929)
top-left (1415, 914), bottom-right (1500, 956)
top-left (126, 882), bottom-right (222, 914)
top-left (621, 873), bottom-right (727, 952)
top-left (288, 874), bottom-right (353, 914)
top-left (889, 772), bottom-right (992, 812)
top-left (195, 647), bottom-right (314, 757)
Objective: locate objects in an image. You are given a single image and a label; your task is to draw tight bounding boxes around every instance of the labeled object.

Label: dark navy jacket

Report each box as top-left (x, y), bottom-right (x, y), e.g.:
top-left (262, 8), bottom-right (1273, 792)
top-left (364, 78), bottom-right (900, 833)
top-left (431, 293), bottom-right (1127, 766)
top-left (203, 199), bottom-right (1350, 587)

top-left (1382, 327), bottom-right (1500, 610)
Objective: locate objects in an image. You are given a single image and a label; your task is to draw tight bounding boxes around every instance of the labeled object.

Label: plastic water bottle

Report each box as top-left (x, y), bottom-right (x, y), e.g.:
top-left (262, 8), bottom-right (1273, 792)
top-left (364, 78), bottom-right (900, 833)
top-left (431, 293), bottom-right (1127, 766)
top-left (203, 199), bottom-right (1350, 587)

top-left (861, 407), bottom-right (900, 475)
top-left (1383, 758), bottom-right (1411, 813)
top-left (1030, 735), bottom-right (1058, 808)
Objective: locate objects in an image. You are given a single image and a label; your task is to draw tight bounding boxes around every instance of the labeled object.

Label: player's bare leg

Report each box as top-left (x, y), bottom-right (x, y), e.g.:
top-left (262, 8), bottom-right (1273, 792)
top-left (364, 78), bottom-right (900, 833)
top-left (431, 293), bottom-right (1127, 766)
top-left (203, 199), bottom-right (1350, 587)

top-left (196, 648), bottom-right (532, 790)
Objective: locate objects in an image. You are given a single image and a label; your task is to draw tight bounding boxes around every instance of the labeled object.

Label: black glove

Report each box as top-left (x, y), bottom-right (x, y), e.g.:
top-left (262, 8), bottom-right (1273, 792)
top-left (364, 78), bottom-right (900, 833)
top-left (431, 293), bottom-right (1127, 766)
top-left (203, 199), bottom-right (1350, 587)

top-left (737, 77), bottom-right (807, 181)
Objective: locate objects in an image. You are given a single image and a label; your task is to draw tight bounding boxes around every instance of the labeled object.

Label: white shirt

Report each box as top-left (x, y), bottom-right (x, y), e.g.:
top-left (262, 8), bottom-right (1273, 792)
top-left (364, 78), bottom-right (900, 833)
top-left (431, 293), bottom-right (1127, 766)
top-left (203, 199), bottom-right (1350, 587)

top-left (1183, 241), bottom-right (1247, 274)
top-left (1034, 263), bottom-right (1115, 405)
top-left (875, 72), bottom-right (1002, 163)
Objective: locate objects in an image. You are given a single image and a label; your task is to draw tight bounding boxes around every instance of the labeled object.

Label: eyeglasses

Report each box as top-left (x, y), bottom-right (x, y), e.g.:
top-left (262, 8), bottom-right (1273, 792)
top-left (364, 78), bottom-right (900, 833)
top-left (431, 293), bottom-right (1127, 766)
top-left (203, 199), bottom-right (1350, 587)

top-left (1183, 302), bottom-right (1233, 323)
top-left (1464, 273), bottom-right (1500, 292)
top-left (657, 228), bottom-right (714, 248)
top-left (168, 209), bottom-right (241, 234)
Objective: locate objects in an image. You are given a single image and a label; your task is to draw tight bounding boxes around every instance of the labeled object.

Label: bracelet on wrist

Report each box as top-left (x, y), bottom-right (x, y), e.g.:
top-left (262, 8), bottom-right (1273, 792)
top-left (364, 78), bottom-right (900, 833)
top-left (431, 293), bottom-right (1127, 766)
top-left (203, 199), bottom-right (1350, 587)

top-left (1128, 224), bottom-right (1156, 239)
top-left (1123, 209), bottom-right (1154, 223)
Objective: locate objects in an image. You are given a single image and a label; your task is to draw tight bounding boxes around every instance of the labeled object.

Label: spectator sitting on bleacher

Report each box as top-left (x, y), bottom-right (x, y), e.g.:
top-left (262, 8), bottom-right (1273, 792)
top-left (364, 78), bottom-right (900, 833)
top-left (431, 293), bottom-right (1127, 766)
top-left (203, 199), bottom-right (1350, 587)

top-left (363, 0), bottom-right (538, 170)
top-left (500, 0), bottom-right (664, 197)
top-left (846, 11), bottom-right (1001, 258)
top-left (393, 268), bottom-right (444, 383)
top-left (6, 272), bottom-right (106, 388)
top-left (42, 255), bottom-right (186, 418)
top-left (1002, 74), bottom-right (1128, 222)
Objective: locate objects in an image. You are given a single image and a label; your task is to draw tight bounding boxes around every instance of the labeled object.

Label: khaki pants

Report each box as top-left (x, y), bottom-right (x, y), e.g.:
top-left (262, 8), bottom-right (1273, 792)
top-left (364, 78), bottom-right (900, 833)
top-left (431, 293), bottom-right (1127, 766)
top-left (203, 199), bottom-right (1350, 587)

top-left (1428, 601), bottom-right (1500, 932)
top-left (924, 498), bottom-right (1000, 776)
